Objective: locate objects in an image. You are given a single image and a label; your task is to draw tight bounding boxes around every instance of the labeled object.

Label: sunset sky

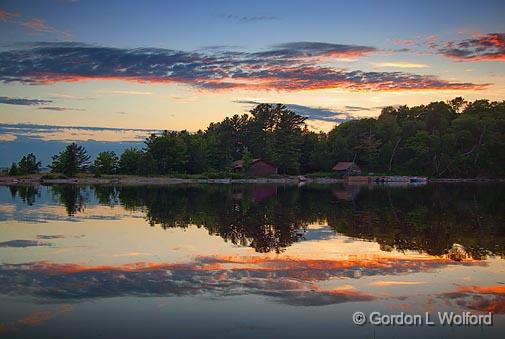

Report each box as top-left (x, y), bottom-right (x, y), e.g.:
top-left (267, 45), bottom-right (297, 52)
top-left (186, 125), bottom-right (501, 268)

top-left (0, 0), bottom-right (504, 165)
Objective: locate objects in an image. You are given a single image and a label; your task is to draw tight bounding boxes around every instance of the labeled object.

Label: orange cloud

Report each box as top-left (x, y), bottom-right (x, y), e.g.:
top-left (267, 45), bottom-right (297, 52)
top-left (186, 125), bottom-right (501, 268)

top-left (372, 62), bottom-right (429, 68)
top-left (440, 284), bottom-right (505, 313)
top-left (0, 306), bottom-right (72, 334)
top-left (456, 285), bottom-right (505, 295)
top-left (0, 256), bottom-right (487, 306)
top-left (21, 18), bottom-right (53, 32)
top-left (0, 43), bottom-right (488, 92)
top-left (0, 9), bottom-right (73, 39)
top-left (0, 8), bottom-right (19, 21)
top-left (439, 33), bottom-right (505, 62)
top-left (392, 39), bottom-right (417, 46)
top-left (370, 280), bottom-right (425, 286)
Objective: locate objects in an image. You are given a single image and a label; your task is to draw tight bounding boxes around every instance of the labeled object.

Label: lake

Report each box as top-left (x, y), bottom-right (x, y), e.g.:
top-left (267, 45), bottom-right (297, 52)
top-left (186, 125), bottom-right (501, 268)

top-left (0, 183), bottom-right (504, 338)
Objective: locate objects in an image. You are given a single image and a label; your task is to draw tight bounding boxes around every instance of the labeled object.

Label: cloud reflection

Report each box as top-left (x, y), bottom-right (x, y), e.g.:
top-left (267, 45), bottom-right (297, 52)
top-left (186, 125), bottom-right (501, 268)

top-left (0, 255), bottom-right (483, 306)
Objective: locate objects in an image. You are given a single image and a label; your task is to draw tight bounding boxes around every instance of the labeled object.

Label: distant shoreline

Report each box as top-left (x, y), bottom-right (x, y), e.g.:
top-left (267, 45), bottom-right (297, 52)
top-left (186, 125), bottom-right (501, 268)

top-left (0, 175), bottom-right (503, 186)
top-left (0, 175), bottom-right (341, 186)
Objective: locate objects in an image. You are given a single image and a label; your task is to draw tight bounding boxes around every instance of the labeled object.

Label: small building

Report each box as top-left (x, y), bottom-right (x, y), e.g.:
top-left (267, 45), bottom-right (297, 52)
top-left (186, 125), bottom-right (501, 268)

top-left (232, 159), bottom-right (278, 176)
top-left (332, 162), bottom-right (362, 176)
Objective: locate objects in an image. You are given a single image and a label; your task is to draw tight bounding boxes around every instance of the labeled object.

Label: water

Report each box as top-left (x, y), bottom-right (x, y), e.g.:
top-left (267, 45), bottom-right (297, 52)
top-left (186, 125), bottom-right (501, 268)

top-left (0, 183), bottom-right (504, 338)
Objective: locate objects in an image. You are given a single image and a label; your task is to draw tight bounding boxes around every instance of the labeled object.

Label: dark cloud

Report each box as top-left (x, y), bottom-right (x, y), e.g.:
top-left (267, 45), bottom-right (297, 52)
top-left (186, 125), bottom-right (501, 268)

top-left (0, 239), bottom-right (49, 247)
top-left (0, 122), bottom-right (158, 133)
top-left (259, 41), bottom-right (377, 59)
top-left (286, 104), bottom-right (352, 123)
top-left (36, 235), bottom-right (65, 239)
top-left (0, 96), bottom-right (52, 106)
top-left (235, 100), bottom-right (360, 123)
top-left (344, 105), bottom-right (376, 111)
top-left (438, 33), bottom-right (505, 61)
top-left (37, 106), bottom-right (86, 111)
top-left (0, 42), bottom-right (486, 91)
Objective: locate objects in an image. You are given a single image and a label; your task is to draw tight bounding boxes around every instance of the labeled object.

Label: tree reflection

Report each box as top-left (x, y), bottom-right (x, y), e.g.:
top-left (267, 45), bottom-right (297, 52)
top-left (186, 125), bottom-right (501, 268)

top-left (8, 185), bottom-right (40, 206)
top-left (328, 184), bottom-right (505, 259)
top-left (9, 183), bottom-right (504, 257)
top-left (110, 185), bottom-right (313, 253)
top-left (50, 185), bottom-right (87, 216)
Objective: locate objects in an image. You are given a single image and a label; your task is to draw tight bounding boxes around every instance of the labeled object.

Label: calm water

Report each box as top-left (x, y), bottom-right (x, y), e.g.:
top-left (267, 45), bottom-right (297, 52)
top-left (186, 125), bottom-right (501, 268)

top-left (0, 183), bottom-right (504, 339)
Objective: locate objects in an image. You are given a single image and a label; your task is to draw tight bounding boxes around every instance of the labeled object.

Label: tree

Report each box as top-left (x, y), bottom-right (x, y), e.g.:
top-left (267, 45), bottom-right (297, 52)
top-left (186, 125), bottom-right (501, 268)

top-left (242, 147), bottom-right (253, 171)
top-left (447, 97), bottom-right (468, 113)
top-left (118, 148), bottom-right (156, 175)
top-left (271, 104), bottom-right (307, 174)
top-left (49, 143), bottom-right (90, 177)
top-left (145, 131), bottom-right (188, 174)
top-left (92, 151), bottom-right (119, 175)
top-left (23, 98), bottom-right (505, 178)
top-left (18, 153), bottom-right (41, 175)
top-left (8, 163), bottom-right (18, 176)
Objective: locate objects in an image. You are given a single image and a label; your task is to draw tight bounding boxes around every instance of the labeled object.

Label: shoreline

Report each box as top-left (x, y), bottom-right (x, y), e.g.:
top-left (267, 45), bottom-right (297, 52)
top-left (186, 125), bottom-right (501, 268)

top-left (0, 175), bottom-right (503, 186)
top-left (0, 175), bottom-right (342, 186)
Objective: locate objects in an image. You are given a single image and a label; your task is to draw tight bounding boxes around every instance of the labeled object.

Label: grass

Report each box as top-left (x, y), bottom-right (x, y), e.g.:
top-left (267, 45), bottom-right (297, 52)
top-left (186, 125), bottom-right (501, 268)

top-left (305, 171), bottom-right (342, 178)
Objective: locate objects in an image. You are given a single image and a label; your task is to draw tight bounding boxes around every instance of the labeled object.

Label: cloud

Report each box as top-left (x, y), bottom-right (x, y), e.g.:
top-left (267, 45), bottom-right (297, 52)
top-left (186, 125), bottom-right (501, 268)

top-left (0, 239), bottom-right (49, 247)
top-left (0, 255), bottom-right (481, 303)
top-left (439, 284), bottom-right (505, 313)
top-left (438, 33), bottom-right (505, 62)
top-left (0, 123), bottom-right (155, 166)
top-left (20, 18), bottom-right (74, 39)
top-left (0, 96), bottom-right (85, 111)
top-left (0, 96), bottom-right (52, 106)
top-left (95, 89), bottom-right (154, 96)
top-left (257, 41), bottom-right (377, 59)
top-left (372, 62), bottom-right (429, 68)
top-left (36, 235), bottom-right (65, 239)
top-left (49, 93), bottom-right (93, 100)
top-left (344, 105), bottom-right (382, 112)
top-left (220, 14), bottom-right (279, 23)
top-left (21, 19), bottom-right (54, 33)
top-left (370, 280), bottom-right (425, 286)
top-left (0, 42), bottom-right (486, 92)
top-left (0, 306), bottom-right (72, 334)
top-left (0, 8), bottom-right (73, 39)
top-left (0, 123), bottom-right (157, 142)
top-left (37, 106), bottom-right (86, 111)
top-left (235, 100), bottom-right (373, 123)
top-left (392, 39), bottom-right (417, 46)
top-left (0, 9), bottom-right (19, 21)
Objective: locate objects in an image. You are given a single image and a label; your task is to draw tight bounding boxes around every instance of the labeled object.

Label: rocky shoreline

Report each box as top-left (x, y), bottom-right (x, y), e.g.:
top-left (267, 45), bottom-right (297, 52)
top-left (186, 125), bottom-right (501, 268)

top-left (0, 175), bottom-right (503, 186)
top-left (0, 175), bottom-right (344, 186)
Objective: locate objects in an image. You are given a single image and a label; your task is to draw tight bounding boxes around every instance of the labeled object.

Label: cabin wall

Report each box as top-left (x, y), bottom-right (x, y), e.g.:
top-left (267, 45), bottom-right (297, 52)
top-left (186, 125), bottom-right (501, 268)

top-left (247, 161), bottom-right (278, 176)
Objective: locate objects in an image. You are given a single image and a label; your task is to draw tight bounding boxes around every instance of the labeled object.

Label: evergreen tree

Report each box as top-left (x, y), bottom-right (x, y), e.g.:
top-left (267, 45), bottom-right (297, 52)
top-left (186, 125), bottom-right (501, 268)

top-left (8, 163), bottom-right (18, 176)
top-left (49, 143), bottom-right (90, 177)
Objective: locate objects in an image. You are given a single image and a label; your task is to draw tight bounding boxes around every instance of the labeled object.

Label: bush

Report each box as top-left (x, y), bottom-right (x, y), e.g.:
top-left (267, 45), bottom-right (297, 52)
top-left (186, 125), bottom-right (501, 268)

top-left (41, 173), bottom-right (68, 180)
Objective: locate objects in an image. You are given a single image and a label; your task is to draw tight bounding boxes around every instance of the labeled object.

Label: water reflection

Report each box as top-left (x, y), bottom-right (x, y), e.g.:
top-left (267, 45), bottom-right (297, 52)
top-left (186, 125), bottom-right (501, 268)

top-left (1, 183), bottom-right (505, 338)
top-left (4, 183), bottom-right (505, 257)
top-left (0, 255), bottom-right (484, 304)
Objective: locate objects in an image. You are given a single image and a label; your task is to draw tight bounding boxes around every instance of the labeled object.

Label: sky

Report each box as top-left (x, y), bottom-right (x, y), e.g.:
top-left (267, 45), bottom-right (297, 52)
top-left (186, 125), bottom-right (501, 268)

top-left (0, 0), bottom-right (504, 165)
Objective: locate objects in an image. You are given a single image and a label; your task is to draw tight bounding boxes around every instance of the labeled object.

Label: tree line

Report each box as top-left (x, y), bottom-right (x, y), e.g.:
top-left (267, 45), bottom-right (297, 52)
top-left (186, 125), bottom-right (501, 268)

top-left (5, 98), bottom-right (505, 178)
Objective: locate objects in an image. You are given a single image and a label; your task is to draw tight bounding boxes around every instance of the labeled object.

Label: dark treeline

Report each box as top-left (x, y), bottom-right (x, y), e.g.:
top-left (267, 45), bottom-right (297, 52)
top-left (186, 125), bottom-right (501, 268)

top-left (6, 98), bottom-right (505, 177)
top-left (10, 183), bottom-right (505, 257)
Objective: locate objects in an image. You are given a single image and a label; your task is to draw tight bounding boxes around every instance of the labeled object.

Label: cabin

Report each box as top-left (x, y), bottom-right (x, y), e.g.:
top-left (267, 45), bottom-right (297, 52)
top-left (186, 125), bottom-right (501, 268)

top-left (332, 162), bottom-right (362, 176)
top-left (232, 159), bottom-right (278, 176)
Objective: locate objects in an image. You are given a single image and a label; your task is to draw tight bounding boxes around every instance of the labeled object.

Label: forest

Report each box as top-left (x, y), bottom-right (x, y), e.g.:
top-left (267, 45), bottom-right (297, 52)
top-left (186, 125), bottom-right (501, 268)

top-left (6, 98), bottom-right (505, 178)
